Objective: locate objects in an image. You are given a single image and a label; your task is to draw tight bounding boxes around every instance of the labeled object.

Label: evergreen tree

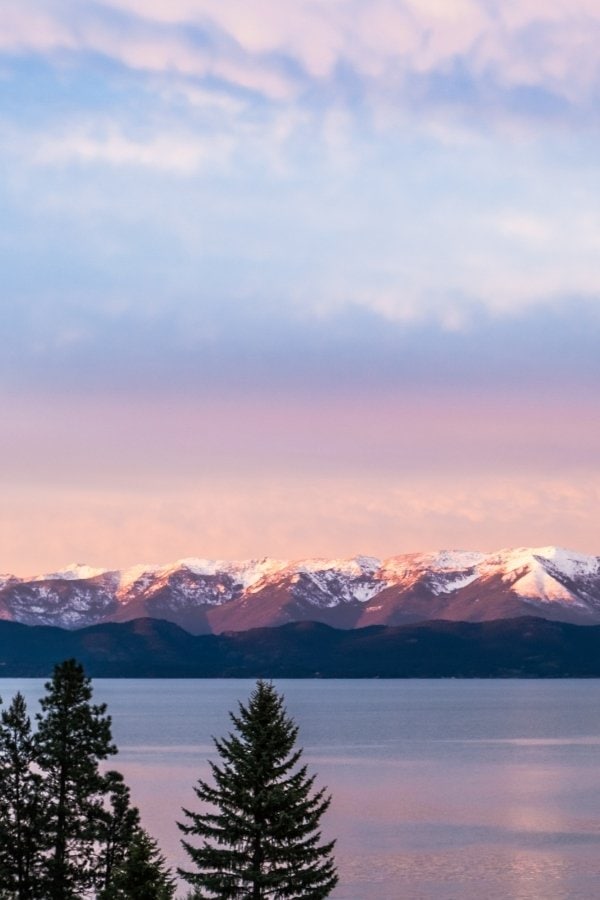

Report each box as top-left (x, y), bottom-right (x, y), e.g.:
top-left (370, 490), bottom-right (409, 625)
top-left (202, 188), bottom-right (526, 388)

top-left (95, 770), bottom-right (141, 895)
top-left (99, 828), bottom-right (176, 900)
top-left (0, 692), bottom-right (45, 899)
top-left (179, 680), bottom-right (338, 899)
top-left (35, 659), bottom-right (117, 899)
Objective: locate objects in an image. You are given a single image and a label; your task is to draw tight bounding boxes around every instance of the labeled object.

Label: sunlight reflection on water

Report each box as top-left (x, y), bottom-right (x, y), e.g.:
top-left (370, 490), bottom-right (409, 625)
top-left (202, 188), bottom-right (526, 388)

top-left (4, 678), bottom-right (600, 898)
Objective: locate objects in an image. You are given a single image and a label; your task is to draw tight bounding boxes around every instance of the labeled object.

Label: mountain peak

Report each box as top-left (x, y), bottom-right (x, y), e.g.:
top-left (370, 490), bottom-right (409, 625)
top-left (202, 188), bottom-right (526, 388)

top-left (492, 546), bottom-right (600, 577)
top-left (34, 563), bottom-right (110, 582)
top-left (2, 547), bottom-right (600, 633)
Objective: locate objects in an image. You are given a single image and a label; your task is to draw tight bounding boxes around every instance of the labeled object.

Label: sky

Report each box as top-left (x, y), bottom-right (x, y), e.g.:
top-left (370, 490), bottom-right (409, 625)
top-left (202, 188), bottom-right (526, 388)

top-left (1, 0), bottom-right (600, 574)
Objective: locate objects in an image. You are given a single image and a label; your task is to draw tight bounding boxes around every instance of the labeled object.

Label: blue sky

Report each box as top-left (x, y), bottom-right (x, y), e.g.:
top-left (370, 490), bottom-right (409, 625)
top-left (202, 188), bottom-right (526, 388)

top-left (1, 0), bottom-right (600, 571)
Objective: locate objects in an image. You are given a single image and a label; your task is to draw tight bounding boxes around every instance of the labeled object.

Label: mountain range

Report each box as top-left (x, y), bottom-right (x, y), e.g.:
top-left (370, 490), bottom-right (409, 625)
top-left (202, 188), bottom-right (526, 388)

top-left (2, 546), bottom-right (600, 633)
top-left (1, 616), bottom-right (599, 678)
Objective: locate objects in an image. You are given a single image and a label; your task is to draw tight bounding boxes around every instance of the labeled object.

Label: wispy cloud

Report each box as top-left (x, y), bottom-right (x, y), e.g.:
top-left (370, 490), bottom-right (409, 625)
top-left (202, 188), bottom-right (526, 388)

top-left (32, 123), bottom-right (232, 173)
top-left (1, 1), bottom-right (599, 568)
top-left (3, 2), bottom-right (600, 331)
top-left (3, 0), bottom-right (600, 124)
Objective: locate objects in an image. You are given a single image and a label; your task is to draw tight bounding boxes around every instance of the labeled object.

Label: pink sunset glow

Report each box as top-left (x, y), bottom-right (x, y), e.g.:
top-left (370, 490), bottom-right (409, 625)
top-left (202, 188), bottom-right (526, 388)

top-left (2, 383), bottom-right (599, 575)
top-left (2, 0), bottom-right (600, 573)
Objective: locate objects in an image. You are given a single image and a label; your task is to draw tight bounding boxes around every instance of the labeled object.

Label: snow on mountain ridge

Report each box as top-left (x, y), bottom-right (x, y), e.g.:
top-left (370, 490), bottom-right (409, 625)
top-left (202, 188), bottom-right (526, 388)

top-left (32, 563), bottom-right (110, 582)
top-left (474, 547), bottom-right (600, 607)
top-left (117, 558), bottom-right (290, 595)
top-left (378, 547), bottom-right (600, 603)
top-left (381, 551), bottom-right (484, 595)
top-left (482, 546), bottom-right (600, 577)
top-left (417, 550), bottom-right (487, 571)
top-left (166, 557), bottom-right (289, 585)
top-left (532, 546), bottom-right (600, 578)
top-left (294, 556), bottom-right (381, 578)
top-left (118, 564), bottom-right (162, 593)
top-left (28, 546), bottom-right (598, 589)
top-left (4, 546), bottom-right (600, 631)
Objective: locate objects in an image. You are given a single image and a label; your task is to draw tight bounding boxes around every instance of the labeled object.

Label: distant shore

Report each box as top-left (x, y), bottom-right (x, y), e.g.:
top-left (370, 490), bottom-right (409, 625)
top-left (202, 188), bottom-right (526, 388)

top-left (1, 615), bottom-right (600, 678)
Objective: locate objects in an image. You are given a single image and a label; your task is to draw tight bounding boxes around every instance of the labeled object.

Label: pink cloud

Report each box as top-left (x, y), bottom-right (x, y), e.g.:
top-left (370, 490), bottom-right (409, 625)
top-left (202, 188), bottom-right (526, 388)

top-left (4, 0), bottom-right (600, 107)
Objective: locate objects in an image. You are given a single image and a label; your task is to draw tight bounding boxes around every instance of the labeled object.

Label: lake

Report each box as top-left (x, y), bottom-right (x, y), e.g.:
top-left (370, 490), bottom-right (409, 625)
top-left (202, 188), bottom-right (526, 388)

top-left (3, 679), bottom-right (600, 899)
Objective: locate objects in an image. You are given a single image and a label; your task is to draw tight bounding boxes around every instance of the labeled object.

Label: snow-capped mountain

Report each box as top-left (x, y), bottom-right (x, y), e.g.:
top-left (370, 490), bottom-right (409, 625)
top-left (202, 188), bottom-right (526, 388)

top-left (2, 547), bottom-right (600, 633)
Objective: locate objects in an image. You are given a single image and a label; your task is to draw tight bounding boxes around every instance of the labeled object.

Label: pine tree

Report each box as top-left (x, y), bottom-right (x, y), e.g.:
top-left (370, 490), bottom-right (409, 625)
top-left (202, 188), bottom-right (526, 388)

top-left (35, 659), bottom-right (117, 899)
top-left (99, 828), bottom-right (176, 900)
top-left (95, 770), bottom-right (141, 895)
top-left (179, 680), bottom-right (338, 899)
top-left (0, 692), bottom-right (45, 899)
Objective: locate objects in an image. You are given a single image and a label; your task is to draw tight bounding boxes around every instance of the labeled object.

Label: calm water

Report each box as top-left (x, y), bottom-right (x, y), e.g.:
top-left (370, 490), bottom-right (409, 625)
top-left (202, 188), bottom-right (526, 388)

top-left (3, 679), bottom-right (600, 899)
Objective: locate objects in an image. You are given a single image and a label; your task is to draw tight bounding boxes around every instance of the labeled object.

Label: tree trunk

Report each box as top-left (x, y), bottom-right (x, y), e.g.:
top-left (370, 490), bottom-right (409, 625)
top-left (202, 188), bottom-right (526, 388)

top-left (53, 747), bottom-right (68, 899)
top-left (251, 830), bottom-right (263, 900)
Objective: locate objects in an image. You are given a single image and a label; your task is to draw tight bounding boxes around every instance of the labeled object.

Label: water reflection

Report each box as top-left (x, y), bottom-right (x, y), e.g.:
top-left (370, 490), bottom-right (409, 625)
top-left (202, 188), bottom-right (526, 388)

top-left (4, 679), bottom-right (600, 898)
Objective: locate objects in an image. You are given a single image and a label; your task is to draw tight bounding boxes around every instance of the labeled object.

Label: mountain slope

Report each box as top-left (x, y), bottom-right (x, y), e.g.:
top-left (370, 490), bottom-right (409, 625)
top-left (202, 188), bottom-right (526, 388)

top-left (1, 547), bottom-right (600, 633)
top-left (0, 616), bottom-right (600, 677)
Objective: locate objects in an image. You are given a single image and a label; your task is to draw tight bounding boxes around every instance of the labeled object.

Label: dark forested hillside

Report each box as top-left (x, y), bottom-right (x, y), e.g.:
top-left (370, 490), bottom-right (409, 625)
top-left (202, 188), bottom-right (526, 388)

top-left (1, 616), bottom-right (600, 677)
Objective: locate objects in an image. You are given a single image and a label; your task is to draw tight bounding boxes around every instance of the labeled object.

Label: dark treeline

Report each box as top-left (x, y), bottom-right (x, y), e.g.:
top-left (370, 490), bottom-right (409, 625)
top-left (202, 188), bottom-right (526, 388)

top-left (0, 663), bottom-right (337, 900)
top-left (2, 616), bottom-right (600, 678)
